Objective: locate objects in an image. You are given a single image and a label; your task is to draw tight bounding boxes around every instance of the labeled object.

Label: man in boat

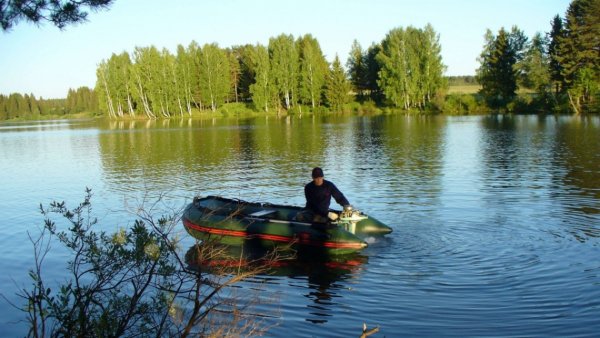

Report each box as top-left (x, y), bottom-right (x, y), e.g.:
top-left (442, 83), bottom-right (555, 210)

top-left (298, 167), bottom-right (352, 224)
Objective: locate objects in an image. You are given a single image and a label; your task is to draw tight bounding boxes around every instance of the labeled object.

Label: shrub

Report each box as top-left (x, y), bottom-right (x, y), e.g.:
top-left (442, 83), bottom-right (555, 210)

top-left (18, 189), bottom-right (280, 337)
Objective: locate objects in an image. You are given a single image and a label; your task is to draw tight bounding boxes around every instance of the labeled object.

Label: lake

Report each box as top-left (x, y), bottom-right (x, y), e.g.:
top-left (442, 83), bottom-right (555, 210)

top-left (1, 114), bottom-right (599, 337)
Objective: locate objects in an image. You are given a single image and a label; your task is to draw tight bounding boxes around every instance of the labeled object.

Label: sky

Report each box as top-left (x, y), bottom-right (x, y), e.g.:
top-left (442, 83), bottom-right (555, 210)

top-left (0, 0), bottom-right (572, 99)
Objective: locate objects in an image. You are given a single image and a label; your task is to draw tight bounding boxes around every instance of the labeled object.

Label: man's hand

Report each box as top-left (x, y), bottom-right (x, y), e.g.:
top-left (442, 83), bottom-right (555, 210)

top-left (328, 212), bottom-right (339, 221)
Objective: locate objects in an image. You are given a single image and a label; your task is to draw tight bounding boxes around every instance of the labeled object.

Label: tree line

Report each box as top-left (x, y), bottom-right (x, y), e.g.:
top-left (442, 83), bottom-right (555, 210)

top-left (477, 0), bottom-right (599, 114)
top-left (347, 24), bottom-right (446, 110)
top-left (3, 0), bottom-right (596, 120)
top-left (0, 87), bottom-right (97, 120)
top-left (94, 25), bottom-right (446, 119)
top-left (95, 35), bottom-right (351, 118)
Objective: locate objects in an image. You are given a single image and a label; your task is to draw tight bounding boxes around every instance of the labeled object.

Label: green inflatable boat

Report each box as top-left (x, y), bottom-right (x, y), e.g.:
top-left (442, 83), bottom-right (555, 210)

top-left (182, 196), bottom-right (393, 255)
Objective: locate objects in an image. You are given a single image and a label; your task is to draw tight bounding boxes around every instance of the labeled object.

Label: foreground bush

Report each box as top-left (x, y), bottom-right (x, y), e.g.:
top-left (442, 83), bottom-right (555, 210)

top-left (18, 188), bottom-right (281, 337)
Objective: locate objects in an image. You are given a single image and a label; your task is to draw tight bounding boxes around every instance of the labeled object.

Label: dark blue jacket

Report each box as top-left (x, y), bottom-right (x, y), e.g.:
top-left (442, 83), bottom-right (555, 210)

top-left (304, 180), bottom-right (349, 216)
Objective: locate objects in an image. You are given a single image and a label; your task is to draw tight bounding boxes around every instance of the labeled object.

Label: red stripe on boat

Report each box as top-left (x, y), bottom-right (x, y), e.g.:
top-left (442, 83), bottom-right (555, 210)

top-left (183, 218), bottom-right (247, 237)
top-left (183, 218), bottom-right (364, 249)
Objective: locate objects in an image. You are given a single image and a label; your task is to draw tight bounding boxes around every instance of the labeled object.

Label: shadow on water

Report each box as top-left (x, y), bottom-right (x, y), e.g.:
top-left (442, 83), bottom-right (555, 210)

top-left (184, 242), bottom-right (368, 324)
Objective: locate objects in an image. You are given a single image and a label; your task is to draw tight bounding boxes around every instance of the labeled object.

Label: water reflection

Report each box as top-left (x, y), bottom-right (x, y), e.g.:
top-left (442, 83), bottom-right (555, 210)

top-left (479, 114), bottom-right (600, 241)
top-left (185, 243), bottom-right (367, 325)
top-left (2, 115), bottom-right (600, 336)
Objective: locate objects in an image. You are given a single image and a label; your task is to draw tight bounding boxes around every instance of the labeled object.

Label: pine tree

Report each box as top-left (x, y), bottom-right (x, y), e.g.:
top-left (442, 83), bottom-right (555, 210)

top-left (326, 55), bottom-right (351, 112)
top-left (557, 0), bottom-right (599, 113)
top-left (347, 40), bottom-right (367, 99)
top-left (232, 44), bottom-right (257, 103)
top-left (364, 43), bottom-right (382, 102)
top-left (477, 27), bottom-right (527, 110)
top-left (548, 15), bottom-right (566, 95)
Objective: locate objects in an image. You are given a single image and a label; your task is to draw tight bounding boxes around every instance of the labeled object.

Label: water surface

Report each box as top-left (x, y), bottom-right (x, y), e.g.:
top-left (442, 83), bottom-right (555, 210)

top-left (0, 115), bottom-right (599, 336)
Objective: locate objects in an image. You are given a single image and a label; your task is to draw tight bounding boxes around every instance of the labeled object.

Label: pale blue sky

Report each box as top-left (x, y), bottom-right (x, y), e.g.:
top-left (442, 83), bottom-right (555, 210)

top-left (0, 0), bottom-right (571, 99)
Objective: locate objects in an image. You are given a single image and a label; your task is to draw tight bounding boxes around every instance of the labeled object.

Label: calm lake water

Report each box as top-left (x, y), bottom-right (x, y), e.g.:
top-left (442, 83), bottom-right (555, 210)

top-left (1, 114), bottom-right (599, 337)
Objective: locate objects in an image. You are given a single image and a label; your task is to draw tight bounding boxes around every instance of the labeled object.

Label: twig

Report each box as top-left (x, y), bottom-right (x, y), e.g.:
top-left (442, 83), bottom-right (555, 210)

top-left (360, 323), bottom-right (380, 338)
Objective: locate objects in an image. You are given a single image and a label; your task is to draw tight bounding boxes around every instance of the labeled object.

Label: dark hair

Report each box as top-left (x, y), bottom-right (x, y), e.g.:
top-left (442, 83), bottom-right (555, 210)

top-left (312, 167), bottom-right (324, 178)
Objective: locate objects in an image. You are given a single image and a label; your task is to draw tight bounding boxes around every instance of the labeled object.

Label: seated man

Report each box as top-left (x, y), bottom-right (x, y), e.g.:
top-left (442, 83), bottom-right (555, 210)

top-left (297, 167), bottom-right (351, 224)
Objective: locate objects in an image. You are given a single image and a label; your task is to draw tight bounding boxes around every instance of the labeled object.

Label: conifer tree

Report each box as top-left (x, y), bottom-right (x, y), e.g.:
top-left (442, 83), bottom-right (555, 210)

top-left (326, 55), bottom-right (351, 112)
top-left (548, 15), bottom-right (566, 95)
top-left (477, 27), bottom-right (527, 110)
top-left (347, 40), bottom-right (367, 99)
top-left (557, 0), bottom-right (599, 113)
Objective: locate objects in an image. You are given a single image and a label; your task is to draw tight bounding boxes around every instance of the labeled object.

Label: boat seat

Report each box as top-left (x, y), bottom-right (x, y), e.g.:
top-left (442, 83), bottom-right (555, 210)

top-left (248, 209), bottom-right (277, 217)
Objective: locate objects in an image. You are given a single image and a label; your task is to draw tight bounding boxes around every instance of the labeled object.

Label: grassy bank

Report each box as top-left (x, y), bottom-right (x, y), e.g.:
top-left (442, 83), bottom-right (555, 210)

top-left (447, 84), bottom-right (481, 94)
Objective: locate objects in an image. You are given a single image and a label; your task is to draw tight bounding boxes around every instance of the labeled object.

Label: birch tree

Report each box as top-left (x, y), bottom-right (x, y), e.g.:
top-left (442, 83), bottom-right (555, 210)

top-left (269, 34), bottom-right (299, 110)
top-left (131, 47), bottom-right (158, 118)
top-left (249, 44), bottom-right (277, 112)
top-left (198, 43), bottom-right (231, 111)
top-left (96, 60), bottom-right (116, 118)
top-left (420, 24), bottom-right (446, 106)
top-left (377, 27), bottom-right (410, 108)
top-left (298, 34), bottom-right (328, 108)
top-left (175, 44), bottom-right (194, 116)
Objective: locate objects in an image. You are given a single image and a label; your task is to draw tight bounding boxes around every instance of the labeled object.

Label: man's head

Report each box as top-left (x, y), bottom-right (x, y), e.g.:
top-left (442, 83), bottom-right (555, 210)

top-left (312, 167), bottom-right (324, 186)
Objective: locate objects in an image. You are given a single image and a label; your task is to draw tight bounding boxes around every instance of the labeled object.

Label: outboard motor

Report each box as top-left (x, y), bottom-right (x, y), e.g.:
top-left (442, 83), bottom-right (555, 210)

top-left (337, 206), bottom-right (368, 234)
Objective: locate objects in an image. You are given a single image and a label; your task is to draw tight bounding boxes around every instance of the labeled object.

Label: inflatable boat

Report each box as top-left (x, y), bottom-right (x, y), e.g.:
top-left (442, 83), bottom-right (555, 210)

top-left (182, 196), bottom-right (392, 255)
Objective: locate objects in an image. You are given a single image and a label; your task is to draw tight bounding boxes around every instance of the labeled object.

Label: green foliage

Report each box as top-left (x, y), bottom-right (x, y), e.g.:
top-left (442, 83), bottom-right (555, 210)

top-left (477, 26), bottom-right (527, 110)
top-left (472, 0), bottom-right (598, 114)
top-left (347, 40), bottom-right (367, 98)
top-left (298, 34), bottom-right (328, 108)
top-left (0, 92), bottom-right (87, 120)
top-left (548, 14), bottom-right (566, 95)
top-left (249, 44), bottom-right (278, 113)
top-left (269, 34), bottom-right (299, 110)
top-left (66, 86), bottom-right (98, 114)
top-left (516, 33), bottom-right (551, 94)
top-left (217, 102), bottom-right (256, 116)
top-left (198, 43), bottom-right (231, 112)
top-left (231, 44), bottom-right (257, 103)
top-left (326, 55), bottom-right (351, 112)
top-left (175, 44), bottom-right (196, 116)
top-left (446, 76), bottom-right (478, 86)
top-left (376, 25), bottom-right (446, 110)
top-left (364, 44), bottom-right (383, 102)
top-left (557, 0), bottom-right (600, 114)
top-left (443, 93), bottom-right (486, 115)
top-left (20, 189), bottom-right (278, 337)
top-left (347, 41), bottom-right (383, 103)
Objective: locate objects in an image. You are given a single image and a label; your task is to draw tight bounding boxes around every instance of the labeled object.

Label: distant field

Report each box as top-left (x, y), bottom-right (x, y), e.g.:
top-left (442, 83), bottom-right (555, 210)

top-left (447, 84), bottom-right (481, 94)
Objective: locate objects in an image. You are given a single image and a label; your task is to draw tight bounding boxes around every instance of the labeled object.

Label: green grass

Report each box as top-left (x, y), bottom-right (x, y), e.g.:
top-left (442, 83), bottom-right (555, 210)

top-left (447, 84), bottom-right (481, 94)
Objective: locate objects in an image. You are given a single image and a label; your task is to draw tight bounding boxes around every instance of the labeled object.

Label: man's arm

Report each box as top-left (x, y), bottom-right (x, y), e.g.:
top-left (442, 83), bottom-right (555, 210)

top-left (329, 182), bottom-right (350, 207)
